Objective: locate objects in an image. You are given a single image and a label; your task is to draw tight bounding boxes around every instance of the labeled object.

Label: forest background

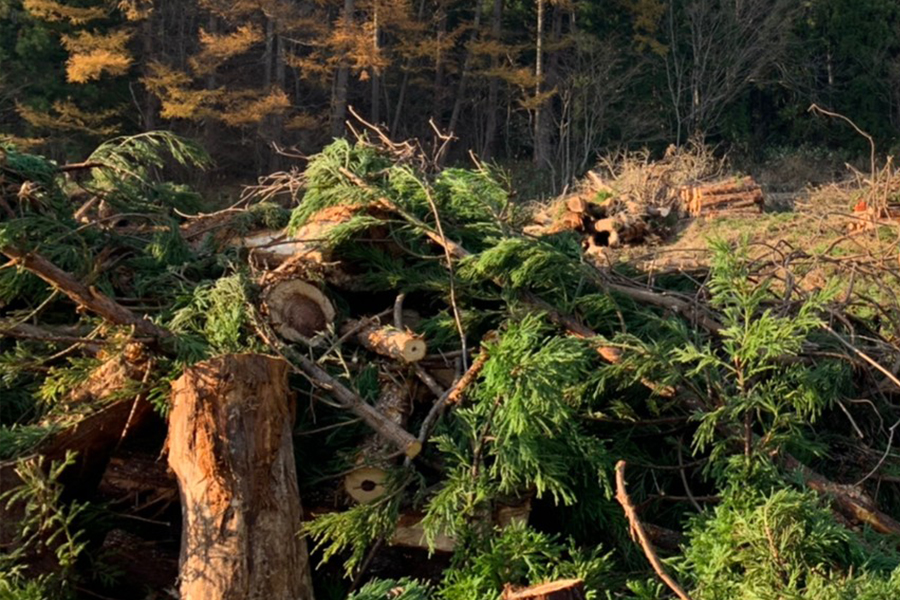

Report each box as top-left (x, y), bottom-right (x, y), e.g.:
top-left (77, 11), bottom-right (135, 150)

top-left (1, 0), bottom-right (899, 192)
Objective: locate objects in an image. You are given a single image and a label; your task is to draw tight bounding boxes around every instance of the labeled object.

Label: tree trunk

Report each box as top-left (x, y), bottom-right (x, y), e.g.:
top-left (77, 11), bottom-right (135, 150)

top-left (534, 4), bottom-right (561, 170)
top-left (533, 0), bottom-right (545, 167)
top-left (167, 354), bottom-right (314, 600)
top-left (331, 0), bottom-right (356, 138)
top-left (264, 17), bottom-right (275, 89)
top-left (446, 0), bottom-right (486, 145)
top-left (433, 2), bottom-right (448, 121)
top-left (371, 5), bottom-right (381, 124)
top-left (481, 0), bottom-right (504, 159)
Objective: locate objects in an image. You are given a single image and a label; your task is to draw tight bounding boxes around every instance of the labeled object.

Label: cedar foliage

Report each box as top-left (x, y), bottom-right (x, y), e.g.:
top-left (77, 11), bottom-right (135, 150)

top-left (4, 135), bottom-right (900, 600)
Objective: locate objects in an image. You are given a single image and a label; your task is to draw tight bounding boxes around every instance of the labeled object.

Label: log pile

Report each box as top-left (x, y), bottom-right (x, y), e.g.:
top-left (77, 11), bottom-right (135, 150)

top-left (528, 170), bottom-right (763, 255)
top-left (526, 189), bottom-right (658, 253)
top-left (678, 176), bottom-right (764, 217)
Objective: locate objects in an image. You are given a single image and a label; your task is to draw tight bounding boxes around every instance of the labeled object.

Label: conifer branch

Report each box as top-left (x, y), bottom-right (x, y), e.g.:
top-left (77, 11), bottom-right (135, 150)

top-left (0, 245), bottom-right (172, 341)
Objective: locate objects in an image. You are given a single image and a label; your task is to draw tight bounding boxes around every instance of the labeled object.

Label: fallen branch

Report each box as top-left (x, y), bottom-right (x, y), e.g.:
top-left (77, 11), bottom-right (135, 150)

top-left (254, 317), bottom-right (422, 458)
top-left (343, 318), bottom-right (427, 363)
top-left (780, 454), bottom-right (900, 536)
top-left (336, 168), bottom-right (631, 366)
top-left (615, 461), bottom-right (694, 600)
top-left (0, 246), bottom-right (171, 341)
top-left (502, 579), bottom-right (586, 600)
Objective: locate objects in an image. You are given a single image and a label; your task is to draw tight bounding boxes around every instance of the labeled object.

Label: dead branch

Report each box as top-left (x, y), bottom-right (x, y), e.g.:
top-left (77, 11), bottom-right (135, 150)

top-left (780, 453), bottom-right (900, 536)
top-left (615, 461), bottom-right (694, 600)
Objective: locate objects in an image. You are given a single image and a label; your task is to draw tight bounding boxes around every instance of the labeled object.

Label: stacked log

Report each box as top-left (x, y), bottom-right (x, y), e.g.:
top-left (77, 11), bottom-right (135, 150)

top-left (679, 176), bottom-right (764, 217)
top-left (526, 193), bottom-right (649, 250)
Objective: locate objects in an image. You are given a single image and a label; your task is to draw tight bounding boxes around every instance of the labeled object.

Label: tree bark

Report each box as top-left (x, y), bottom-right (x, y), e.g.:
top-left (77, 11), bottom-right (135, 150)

top-left (331, 0), bottom-right (356, 138)
top-left (167, 354), bottom-right (314, 600)
top-left (445, 0), bottom-right (486, 150)
top-left (481, 0), bottom-right (504, 159)
top-left (344, 318), bottom-right (427, 362)
top-left (533, 0), bottom-right (544, 166)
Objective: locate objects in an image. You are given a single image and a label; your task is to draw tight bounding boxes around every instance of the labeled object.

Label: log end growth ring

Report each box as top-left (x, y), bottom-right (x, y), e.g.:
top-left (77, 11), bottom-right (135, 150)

top-left (264, 280), bottom-right (336, 344)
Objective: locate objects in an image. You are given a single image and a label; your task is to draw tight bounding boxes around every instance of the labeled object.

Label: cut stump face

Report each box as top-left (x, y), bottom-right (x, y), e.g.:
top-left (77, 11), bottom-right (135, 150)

top-left (264, 280), bottom-right (336, 344)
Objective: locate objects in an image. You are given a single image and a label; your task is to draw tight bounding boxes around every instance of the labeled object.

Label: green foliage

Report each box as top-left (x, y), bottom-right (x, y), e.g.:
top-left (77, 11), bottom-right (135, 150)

top-left (460, 236), bottom-right (585, 300)
top-left (671, 239), bottom-right (847, 465)
top-left (0, 452), bottom-right (90, 596)
top-left (168, 272), bottom-right (260, 358)
top-left (349, 524), bottom-right (611, 600)
top-left (439, 522), bottom-right (612, 600)
top-left (349, 578), bottom-right (431, 600)
top-left (287, 139), bottom-right (393, 232)
top-left (0, 143), bottom-right (57, 186)
top-left (83, 131), bottom-right (211, 214)
top-left (423, 315), bottom-right (610, 544)
top-left (0, 576), bottom-right (58, 600)
top-left (0, 424), bottom-right (54, 460)
top-left (305, 494), bottom-right (402, 578)
top-left (36, 356), bottom-right (101, 405)
top-left (679, 466), bottom-right (900, 600)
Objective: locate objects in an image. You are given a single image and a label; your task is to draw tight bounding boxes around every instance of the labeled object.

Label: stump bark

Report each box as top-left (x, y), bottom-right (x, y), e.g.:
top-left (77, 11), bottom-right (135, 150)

top-left (167, 354), bottom-right (314, 600)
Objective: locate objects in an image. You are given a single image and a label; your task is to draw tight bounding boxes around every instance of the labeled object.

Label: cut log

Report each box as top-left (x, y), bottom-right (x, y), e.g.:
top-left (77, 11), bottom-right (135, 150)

top-left (345, 319), bottom-right (427, 363)
top-left (679, 177), bottom-right (764, 217)
top-left (263, 279), bottom-right (336, 344)
top-left (228, 204), bottom-right (367, 267)
top-left (588, 218), bottom-right (620, 248)
top-left (344, 379), bottom-right (412, 504)
top-left (98, 450), bottom-right (178, 517)
top-left (167, 354), bottom-right (314, 600)
top-left (566, 196), bottom-right (588, 214)
top-left (502, 579), bottom-right (586, 600)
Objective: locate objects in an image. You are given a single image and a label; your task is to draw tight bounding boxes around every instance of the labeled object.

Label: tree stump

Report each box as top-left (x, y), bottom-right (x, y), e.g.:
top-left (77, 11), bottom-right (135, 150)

top-left (167, 354), bottom-right (314, 600)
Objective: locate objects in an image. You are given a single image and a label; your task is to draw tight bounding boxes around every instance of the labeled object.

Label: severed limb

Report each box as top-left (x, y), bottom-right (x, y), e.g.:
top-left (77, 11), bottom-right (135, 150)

top-left (616, 461), bottom-right (694, 600)
top-left (0, 245), bottom-right (171, 341)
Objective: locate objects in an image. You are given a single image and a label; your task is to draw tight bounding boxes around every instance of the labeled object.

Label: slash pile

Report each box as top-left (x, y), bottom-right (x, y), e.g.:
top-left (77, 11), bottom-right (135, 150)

top-left (5, 133), bottom-right (900, 600)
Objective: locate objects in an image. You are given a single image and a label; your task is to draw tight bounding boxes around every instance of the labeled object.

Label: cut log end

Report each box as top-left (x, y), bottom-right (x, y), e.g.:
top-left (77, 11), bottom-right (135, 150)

top-left (400, 337), bottom-right (427, 362)
top-left (264, 280), bottom-right (336, 343)
top-left (344, 466), bottom-right (389, 504)
top-left (348, 320), bottom-right (428, 363)
top-left (503, 579), bottom-right (586, 600)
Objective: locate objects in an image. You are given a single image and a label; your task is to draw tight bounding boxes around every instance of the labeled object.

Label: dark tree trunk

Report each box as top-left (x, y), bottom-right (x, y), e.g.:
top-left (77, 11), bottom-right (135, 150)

top-left (481, 0), bottom-right (503, 159)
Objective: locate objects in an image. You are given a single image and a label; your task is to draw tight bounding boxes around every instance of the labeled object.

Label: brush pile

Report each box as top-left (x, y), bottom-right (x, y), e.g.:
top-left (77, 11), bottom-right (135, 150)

top-left (5, 133), bottom-right (900, 600)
